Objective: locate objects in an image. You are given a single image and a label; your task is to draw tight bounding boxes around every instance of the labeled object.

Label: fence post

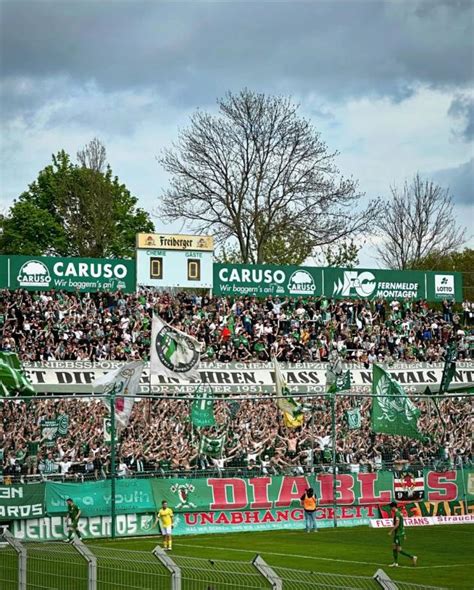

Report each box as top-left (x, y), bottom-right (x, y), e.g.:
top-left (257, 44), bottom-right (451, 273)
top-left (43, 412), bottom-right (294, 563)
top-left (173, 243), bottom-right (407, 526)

top-left (72, 538), bottom-right (97, 590)
top-left (153, 545), bottom-right (181, 590)
top-left (252, 554), bottom-right (282, 590)
top-left (2, 528), bottom-right (27, 590)
top-left (373, 568), bottom-right (398, 590)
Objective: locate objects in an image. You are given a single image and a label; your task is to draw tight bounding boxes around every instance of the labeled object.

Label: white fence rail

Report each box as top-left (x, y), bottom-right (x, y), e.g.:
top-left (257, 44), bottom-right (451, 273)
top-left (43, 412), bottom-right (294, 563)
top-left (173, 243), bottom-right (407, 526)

top-left (0, 533), bottom-right (447, 590)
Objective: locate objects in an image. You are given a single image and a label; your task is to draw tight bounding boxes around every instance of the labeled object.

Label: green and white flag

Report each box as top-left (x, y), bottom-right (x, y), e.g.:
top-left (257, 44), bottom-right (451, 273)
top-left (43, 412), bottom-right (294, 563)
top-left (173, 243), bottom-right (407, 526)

top-left (199, 433), bottom-right (225, 457)
top-left (41, 419), bottom-right (59, 447)
top-left (93, 361), bottom-right (144, 427)
top-left (0, 352), bottom-right (35, 397)
top-left (328, 369), bottom-right (352, 393)
top-left (439, 344), bottom-right (457, 394)
top-left (371, 364), bottom-right (421, 439)
top-left (150, 315), bottom-right (201, 382)
top-left (346, 408), bottom-right (361, 430)
top-left (104, 418), bottom-right (112, 443)
top-left (273, 357), bottom-right (303, 419)
top-left (191, 385), bottom-right (215, 427)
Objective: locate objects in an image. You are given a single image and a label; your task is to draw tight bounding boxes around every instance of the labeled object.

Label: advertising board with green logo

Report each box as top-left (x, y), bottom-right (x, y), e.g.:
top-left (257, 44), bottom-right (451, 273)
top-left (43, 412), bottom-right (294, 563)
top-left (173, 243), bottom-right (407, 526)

top-left (0, 255), bottom-right (136, 293)
top-left (325, 267), bottom-right (462, 301)
top-left (213, 264), bottom-right (461, 301)
top-left (213, 263), bottom-right (323, 298)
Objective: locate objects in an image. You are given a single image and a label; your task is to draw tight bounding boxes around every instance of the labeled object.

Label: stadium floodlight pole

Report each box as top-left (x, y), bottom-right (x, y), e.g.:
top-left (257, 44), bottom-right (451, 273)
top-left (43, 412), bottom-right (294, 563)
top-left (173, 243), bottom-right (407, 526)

top-left (331, 391), bottom-right (337, 529)
top-left (110, 387), bottom-right (117, 540)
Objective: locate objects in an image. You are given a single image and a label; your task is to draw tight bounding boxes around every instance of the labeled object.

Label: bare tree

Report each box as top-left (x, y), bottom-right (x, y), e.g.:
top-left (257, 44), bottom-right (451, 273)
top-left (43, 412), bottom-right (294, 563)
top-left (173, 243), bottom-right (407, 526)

top-left (77, 137), bottom-right (107, 172)
top-left (376, 174), bottom-right (467, 269)
top-left (158, 89), bottom-right (380, 264)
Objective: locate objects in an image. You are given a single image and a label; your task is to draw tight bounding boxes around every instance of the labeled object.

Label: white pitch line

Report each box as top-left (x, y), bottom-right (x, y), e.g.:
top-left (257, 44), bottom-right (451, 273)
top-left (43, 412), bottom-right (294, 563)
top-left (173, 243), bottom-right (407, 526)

top-left (175, 542), bottom-right (473, 570)
top-left (175, 542), bottom-right (386, 566)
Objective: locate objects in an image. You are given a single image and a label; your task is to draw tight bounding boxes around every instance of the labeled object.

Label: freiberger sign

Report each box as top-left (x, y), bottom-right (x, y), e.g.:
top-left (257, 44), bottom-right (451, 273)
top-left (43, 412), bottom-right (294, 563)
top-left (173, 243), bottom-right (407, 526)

top-left (22, 360), bottom-right (474, 394)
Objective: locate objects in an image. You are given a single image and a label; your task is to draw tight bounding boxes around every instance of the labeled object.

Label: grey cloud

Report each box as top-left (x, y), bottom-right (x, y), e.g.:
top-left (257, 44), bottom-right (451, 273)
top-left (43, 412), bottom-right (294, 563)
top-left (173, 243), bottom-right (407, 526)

top-left (1, 0), bottom-right (472, 114)
top-left (430, 158), bottom-right (474, 204)
top-left (448, 95), bottom-right (474, 141)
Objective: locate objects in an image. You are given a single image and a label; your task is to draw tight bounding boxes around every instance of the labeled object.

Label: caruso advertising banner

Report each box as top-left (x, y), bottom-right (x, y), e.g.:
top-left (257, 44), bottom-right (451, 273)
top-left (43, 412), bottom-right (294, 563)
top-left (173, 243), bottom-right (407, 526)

top-left (0, 255), bottom-right (136, 293)
top-left (22, 360), bottom-right (474, 394)
top-left (213, 264), bottom-right (462, 302)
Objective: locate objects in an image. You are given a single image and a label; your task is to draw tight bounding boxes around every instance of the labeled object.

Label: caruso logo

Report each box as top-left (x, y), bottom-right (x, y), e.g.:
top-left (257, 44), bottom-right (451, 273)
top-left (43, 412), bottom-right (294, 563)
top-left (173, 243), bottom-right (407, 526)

top-left (287, 270), bottom-right (316, 295)
top-left (17, 260), bottom-right (51, 288)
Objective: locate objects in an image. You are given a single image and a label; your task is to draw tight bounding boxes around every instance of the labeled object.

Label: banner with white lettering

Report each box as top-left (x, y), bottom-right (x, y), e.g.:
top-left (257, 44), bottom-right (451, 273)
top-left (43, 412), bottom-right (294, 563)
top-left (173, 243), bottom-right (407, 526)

top-left (22, 360), bottom-right (474, 394)
top-left (0, 484), bottom-right (45, 521)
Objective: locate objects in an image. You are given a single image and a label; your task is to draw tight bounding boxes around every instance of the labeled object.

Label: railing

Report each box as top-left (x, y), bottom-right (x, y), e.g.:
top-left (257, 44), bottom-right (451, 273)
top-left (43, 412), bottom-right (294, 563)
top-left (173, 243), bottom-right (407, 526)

top-left (0, 530), bottom-right (448, 590)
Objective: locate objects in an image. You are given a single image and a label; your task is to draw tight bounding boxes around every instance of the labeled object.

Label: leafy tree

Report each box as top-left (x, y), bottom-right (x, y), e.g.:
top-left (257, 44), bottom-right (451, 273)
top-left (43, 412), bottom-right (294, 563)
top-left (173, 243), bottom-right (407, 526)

top-left (322, 239), bottom-right (360, 269)
top-left (0, 141), bottom-right (154, 258)
top-left (376, 173), bottom-right (466, 269)
top-left (410, 248), bottom-right (473, 301)
top-left (159, 89), bottom-right (379, 264)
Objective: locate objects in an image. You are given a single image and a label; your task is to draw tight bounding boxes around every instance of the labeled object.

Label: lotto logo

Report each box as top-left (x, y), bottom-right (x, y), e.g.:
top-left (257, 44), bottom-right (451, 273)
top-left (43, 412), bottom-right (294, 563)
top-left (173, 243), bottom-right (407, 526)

top-left (434, 275), bottom-right (454, 297)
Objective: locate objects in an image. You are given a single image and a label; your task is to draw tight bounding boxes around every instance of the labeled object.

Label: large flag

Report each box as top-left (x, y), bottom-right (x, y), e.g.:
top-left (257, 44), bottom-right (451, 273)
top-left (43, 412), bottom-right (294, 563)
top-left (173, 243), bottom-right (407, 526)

top-left (191, 385), bottom-right (215, 427)
top-left (439, 343), bottom-right (457, 394)
top-left (0, 352), bottom-right (35, 397)
top-left (273, 357), bottom-right (304, 428)
top-left (371, 364), bottom-right (422, 439)
top-left (199, 433), bottom-right (225, 457)
top-left (150, 316), bottom-right (201, 382)
top-left (93, 361), bottom-right (145, 427)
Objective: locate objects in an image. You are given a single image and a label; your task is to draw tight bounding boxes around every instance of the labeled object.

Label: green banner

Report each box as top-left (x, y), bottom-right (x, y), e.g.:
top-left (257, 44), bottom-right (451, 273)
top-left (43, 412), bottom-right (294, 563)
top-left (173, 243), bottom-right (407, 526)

top-left (0, 483), bottom-right (45, 521)
top-left (0, 255), bottom-right (136, 293)
top-left (45, 479), bottom-right (155, 516)
top-left (213, 263), bottom-right (323, 298)
top-left (213, 263), bottom-right (462, 301)
top-left (5, 468), bottom-right (474, 539)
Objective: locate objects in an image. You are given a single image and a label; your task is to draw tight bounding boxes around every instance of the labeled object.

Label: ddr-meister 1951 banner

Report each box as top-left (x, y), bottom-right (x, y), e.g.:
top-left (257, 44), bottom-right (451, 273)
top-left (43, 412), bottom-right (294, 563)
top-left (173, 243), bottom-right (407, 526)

top-left (22, 360), bottom-right (474, 394)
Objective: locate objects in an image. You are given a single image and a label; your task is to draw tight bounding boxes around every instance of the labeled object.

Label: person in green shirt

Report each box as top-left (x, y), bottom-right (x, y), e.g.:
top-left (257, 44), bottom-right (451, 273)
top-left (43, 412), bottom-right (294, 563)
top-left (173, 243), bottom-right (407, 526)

top-left (66, 498), bottom-right (82, 542)
top-left (388, 501), bottom-right (417, 567)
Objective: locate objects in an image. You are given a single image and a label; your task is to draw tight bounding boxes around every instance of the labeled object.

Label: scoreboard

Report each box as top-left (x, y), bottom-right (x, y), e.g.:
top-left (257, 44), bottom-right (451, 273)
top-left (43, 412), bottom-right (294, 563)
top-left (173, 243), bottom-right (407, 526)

top-left (136, 233), bottom-right (214, 288)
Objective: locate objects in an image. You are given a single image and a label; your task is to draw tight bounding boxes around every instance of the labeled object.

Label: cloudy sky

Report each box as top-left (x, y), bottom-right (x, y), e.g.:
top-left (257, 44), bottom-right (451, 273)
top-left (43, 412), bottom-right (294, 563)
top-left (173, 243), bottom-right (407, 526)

top-left (1, 0), bottom-right (473, 265)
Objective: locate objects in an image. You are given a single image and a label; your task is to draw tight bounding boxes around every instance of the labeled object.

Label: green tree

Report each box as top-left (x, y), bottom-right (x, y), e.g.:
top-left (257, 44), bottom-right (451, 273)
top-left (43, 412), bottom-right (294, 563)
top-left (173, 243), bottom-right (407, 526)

top-left (0, 141), bottom-right (154, 258)
top-left (323, 239), bottom-right (360, 268)
top-left (410, 248), bottom-right (473, 301)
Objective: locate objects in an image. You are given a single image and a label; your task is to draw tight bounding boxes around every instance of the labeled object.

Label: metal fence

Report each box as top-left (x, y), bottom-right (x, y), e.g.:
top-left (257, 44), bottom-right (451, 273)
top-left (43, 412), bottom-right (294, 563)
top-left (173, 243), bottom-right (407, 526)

top-left (0, 529), bottom-right (448, 590)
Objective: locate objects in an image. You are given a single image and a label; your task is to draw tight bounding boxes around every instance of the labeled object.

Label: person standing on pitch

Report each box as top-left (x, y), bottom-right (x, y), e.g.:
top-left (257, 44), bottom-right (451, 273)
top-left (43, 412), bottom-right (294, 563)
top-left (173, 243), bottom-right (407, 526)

top-left (66, 498), bottom-right (82, 542)
top-left (388, 501), bottom-right (417, 567)
top-left (301, 487), bottom-right (317, 533)
top-left (154, 500), bottom-right (174, 551)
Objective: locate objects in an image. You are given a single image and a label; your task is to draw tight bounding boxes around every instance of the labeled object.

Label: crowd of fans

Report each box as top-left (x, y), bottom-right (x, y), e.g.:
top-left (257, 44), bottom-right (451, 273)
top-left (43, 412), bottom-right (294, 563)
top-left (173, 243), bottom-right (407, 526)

top-left (0, 289), bottom-right (473, 482)
top-left (1, 289), bottom-right (473, 364)
top-left (0, 395), bottom-right (471, 483)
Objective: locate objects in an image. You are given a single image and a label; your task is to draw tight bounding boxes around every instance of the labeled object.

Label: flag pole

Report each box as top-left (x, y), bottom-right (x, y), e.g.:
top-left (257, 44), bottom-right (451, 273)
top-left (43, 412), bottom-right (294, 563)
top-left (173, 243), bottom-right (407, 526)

top-left (331, 391), bottom-right (337, 529)
top-left (110, 388), bottom-right (117, 540)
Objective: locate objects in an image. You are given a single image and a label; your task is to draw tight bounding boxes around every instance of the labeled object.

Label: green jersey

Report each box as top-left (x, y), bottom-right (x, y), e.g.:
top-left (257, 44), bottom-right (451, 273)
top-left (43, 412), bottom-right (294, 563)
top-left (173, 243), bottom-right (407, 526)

top-left (394, 509), bottom-right (405, 536)
top-left (68, 503), bottom-right (80, 521)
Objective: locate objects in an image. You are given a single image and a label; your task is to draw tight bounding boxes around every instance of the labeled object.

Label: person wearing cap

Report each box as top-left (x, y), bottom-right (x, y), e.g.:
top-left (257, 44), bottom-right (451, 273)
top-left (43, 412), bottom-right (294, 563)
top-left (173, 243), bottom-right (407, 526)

top-left (300, 488), bottom-right (317, 533)
top-left (65, 498), bottom-right (82, 542)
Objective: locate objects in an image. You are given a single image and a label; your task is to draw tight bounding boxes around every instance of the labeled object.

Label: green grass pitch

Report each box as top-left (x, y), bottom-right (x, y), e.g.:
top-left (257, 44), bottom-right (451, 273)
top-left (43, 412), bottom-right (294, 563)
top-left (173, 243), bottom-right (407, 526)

top-left (88, 525), bottom-right (474, 589)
